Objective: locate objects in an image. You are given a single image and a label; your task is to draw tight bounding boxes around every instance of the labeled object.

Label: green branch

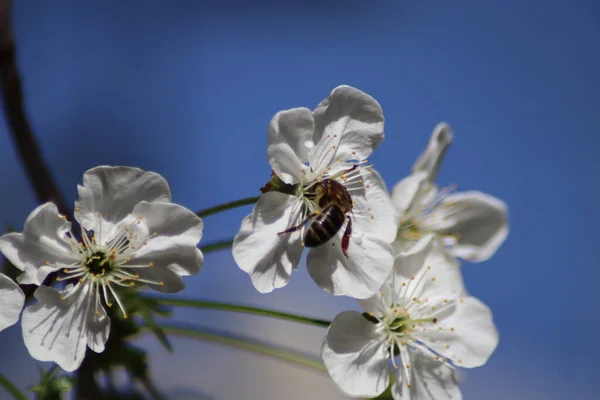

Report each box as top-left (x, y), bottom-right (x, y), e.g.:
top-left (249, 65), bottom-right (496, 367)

top-left (152, 324), bottom-right (326, 373)
top-left (0, 374), bottom-right (26, 400)
top-left (199, 239), bottom-right (234, 254)
top-left (196, 196), bottom-right (260, 218)
top-left (146, 296), bottom-right (331, 328)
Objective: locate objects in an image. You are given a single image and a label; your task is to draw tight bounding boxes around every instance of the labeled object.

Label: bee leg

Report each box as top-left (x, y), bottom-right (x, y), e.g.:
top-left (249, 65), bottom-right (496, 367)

top-left (341, 216), bottom-right (352, 258)
top-left (277, 212), bottom-right (318, 235)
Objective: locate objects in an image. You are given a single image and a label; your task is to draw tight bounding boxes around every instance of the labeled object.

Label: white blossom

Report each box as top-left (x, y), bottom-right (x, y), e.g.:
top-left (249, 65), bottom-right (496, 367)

top-left (393, 123), bottom-right (508, 262)
top-left (0, 273), bottom-right (24, 332)
top-left (321, 237), bottom-right (498, 399)
top-left (0, 166), bottom-right (203, 371)
top-left (233, 85), bottom-right (397, 299)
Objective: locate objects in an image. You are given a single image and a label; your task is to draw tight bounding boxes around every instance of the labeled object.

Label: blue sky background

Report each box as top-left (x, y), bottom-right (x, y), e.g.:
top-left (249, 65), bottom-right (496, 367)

top-left (0, 0), bottom-right (598, 398)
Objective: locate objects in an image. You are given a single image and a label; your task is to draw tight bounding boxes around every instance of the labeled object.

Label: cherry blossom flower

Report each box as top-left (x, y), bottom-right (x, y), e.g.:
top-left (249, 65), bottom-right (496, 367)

top-left (233, 85), bottom-right (397, 299)
top-left (0, 166), bottom-right (203, 371)
top-left (321, 237), bottom-right (498, 399)
top-left (393, 123), bottom-right (508, 262)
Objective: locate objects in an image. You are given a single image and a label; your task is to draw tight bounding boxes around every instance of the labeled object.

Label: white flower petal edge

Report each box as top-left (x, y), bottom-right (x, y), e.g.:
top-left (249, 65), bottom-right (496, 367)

top-left (22, 284), bottom-right (110, 372)
top-left (233, 192), bottom-right (304, 293)
top-left (411, 122), bottom-right (453, 182)
top-left (0, 273), bottom-right (25, 332)
top-left (306, 233), bottom-right (393, 299)
top-left (322, 311), bottom-right (390, 398)
top-left (311, 85), bottom-right (384, 173)
top-left (75, 166), bottom-right (171, 239)
top-left (127, 201), bottom-right (204, 293)
top-left (322, 237), bottom-right (498, 398)
top-left (392, 350), bottom-right (462, 400)
top-left (0, 203), bottom-right (79, 285)
top-left (267, 107), bottom-right (315, 185)
top-left (434, 191), bottom-right (509, 263)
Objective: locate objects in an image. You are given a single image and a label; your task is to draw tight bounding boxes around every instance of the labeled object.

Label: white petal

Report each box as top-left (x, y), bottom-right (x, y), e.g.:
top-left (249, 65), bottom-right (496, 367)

top-left (391, 172), bottom-right (429, 218)
top-left (133, 247), bottom-right (203, 293)
top-left (420, 296), bottom-right (499, 368)
top-left (0, 273), bottom-right (24, 332)
top-left (322, 311), bottom-right (389, 397)
top-left (352, 168), bottom-right (398, 242)
top-left (434, 191), bottom-right (509, 262)
top-left (357, 282), bottom-right (394, 318)
top-left (267, 107), bottom-right (314, 185)
top-left (22, 284), bottom-right (110, 372)
top-left (393, 236), bottom-right (464, 303)
top-left (310, 85), bottom-right (384, 174)
top-left (391, 349), bottom-right (462, 400)
top-left (306, 233), bottom-right (393, 299)
top-left (0, 203), bottom-right (78, 285)
top-left (128, 201), bottom-right (204, 292)
top-left (75, 166), bottom-right (171, 238)
top-left (232, 192), bottom-right (304, 293)
top-left (411, 123), bottom-right (454, 182)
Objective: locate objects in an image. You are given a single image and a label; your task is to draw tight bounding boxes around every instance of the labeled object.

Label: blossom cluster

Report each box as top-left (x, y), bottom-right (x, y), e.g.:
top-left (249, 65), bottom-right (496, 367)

top-left (0, 85), bottom-right (507, 399)
top-left (232, 86), bottom-right (508, 399)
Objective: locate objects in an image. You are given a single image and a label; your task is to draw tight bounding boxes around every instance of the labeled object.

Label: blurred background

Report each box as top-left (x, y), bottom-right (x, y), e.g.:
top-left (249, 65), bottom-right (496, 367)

top-left (0, 0), bottom-right (598, 398)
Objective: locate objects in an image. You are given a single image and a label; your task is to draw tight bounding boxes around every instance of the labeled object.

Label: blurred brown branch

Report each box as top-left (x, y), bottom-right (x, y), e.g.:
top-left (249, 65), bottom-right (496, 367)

top-left (0, 0), bottom-right (69, 215)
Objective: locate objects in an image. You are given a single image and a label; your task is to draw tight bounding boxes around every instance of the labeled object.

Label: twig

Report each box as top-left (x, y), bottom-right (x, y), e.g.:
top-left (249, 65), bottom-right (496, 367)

top-left (0, 0), bottom-right (68, 215)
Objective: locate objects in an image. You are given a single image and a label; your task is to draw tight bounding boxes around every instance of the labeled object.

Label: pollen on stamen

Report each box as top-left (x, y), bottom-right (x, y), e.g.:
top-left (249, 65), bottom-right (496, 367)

top-left (393, 265), bottom-right (397, 270)
top-left (126, 257), bottom-right (131, 262)
top-left (407, 384), bottom-right (411, 388)
top-left (431, 277), bottom-right (436, 282)
top-left (446, 345), bottom-right (450, 349)
top-left (406, 364), bottom-right (410, 369)
top-left (148, 262), bottom-right (154, 267)
top-left (433, 318), bottom-right (438, 323)
top-left (394, 365), bottom-right (399, 370)
top-left (450, 327), bottom-right (455, 331)
top-left (45, 260), bottom-right (50, 265)
top-left (402, 282), bottom-right (407, 287)
top-left (159, 282), bottom-right (164, 286)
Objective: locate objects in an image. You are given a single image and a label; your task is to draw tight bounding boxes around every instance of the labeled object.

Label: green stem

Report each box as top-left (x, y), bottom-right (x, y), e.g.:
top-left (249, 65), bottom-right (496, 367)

top-left (146, 296), bottom-right (331, 328)
top-left (199, 238), bottom-right (234, 254)
top-left (0, 374), bottom-right (26, 400)
top-left (154, 324), bottom-right (326, 372)
top-left (196, 196), bottom-right (260, 218)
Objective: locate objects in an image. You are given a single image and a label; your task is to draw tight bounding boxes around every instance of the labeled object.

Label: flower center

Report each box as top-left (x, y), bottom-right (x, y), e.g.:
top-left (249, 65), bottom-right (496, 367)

top-left (51, 214), bottom-right (164, 320)
top-left (85, 251), bottom-right (112, 275)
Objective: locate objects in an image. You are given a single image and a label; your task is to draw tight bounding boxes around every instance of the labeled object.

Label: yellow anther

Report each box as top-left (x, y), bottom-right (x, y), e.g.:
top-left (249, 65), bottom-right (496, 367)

top-left (393, 265), bottom-right (397, 269)
top-left (406, 383), bottom-right (411, 388)
top-left (450, 327), bottom-right (455, 331)
top-left (45, 260), bottom-right (50, 265)
top-left (445, 345), bottom-right (450, 349)
top-left (148, 262), bottom-right (154, 267)
top-left (431, 277), bottom-right (436, 282)
top-left (405, 364), bottom-right (410, 369)
top-left (402, 282), bottom-right (406, 286)
top-left (159, 282), bottom-right (164, 286)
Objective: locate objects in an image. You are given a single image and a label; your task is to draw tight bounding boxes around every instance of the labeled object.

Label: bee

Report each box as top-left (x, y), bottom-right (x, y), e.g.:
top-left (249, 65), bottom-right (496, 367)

top-left (278, 166), bottom-right (356, 257)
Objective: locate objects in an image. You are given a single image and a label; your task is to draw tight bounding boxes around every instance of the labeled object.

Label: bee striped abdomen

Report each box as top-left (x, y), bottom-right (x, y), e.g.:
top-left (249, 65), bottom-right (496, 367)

top-left (304, 205), bottom-right (345, 248)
